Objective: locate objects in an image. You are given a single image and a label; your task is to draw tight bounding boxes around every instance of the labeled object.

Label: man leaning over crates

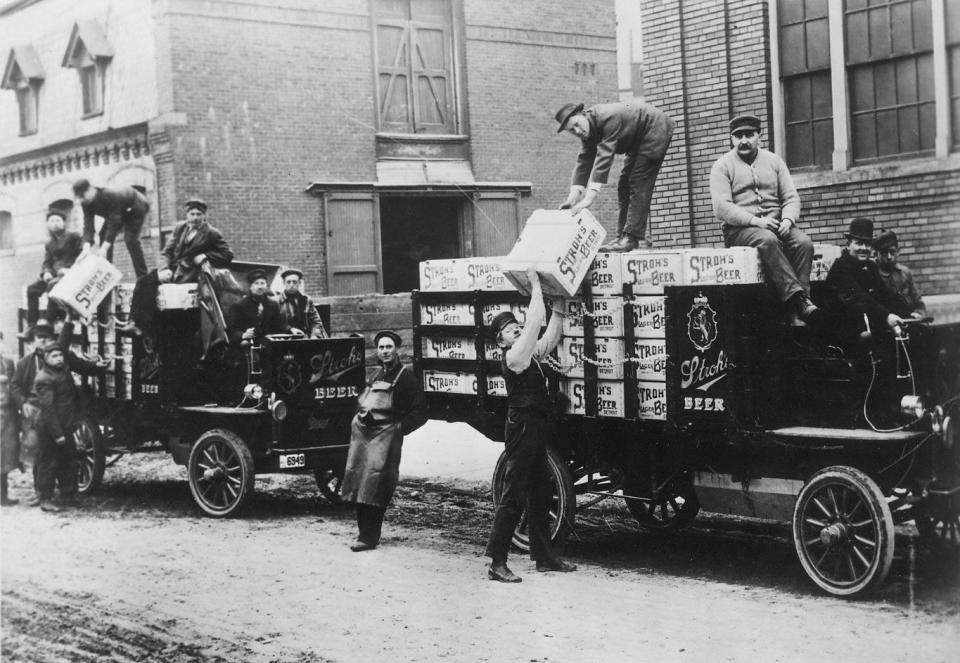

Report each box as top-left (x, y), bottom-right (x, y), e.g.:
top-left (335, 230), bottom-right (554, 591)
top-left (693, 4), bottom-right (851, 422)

top-left (710, 114), bottom-right (819, 327)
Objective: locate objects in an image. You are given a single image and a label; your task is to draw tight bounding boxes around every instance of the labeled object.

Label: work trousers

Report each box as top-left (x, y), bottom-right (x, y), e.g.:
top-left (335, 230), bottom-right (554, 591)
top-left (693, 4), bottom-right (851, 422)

top-left (104, 210), bottom-right (149, 279)
top-left (616, 148), bottom-right (669, 242)
top-left (25, 279), bottom-right (62, 325)
top-left (485, 408), bottom-right (556, 564)
top-left (724, 224), bottom-right (814, 303)
top-left (35, 426), bottom-right (78, 499)
top-left (356, 502), bottom-right (386, 546)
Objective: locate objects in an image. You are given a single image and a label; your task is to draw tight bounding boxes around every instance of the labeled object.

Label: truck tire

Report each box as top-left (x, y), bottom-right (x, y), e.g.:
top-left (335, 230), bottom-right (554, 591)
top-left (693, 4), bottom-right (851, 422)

top-left (491, 446), bottom-right (575, 553)
top-left (623, 472), bottom-right (700, 532)
top-left (793, 466), bottom-right (895, 597)
top-left (187, 429), bottom-right (255, 517)
top-left (74, 418), bottom-right (105, 495)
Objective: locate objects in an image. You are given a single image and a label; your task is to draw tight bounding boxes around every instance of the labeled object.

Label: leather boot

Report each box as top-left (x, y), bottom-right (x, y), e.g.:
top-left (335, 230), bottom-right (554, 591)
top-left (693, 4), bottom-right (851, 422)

top-left (599, 234), bottom-right (640, 253)
top-left (0, 475), bottom-right (18, 506)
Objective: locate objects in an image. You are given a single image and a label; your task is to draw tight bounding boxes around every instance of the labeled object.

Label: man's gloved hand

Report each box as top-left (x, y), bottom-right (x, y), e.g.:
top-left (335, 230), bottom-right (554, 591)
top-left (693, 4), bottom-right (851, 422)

top-left (559, 185), bottom-right (584, 210)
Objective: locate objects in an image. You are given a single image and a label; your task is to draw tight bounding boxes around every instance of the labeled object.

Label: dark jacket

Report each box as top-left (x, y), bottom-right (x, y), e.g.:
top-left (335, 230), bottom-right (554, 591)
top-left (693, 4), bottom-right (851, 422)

top-left (81, 185), bottom-right (150, 246)
top-left (572, 101), bottom-right (675, 187)
top-left (161, 220), bottom-right (233, 283)
top-left (34, 365), bottom-right (83, 440)
top-left (226, 295), bottom-right (286, 345)
top-left (10, 323), bottom-right (94, 410)
top-left (278, 291), bottom-right (327, 338)
top-left (41, 230), bottom-right (84, 277)
top-left (824, 250), bottom-right (913, 338)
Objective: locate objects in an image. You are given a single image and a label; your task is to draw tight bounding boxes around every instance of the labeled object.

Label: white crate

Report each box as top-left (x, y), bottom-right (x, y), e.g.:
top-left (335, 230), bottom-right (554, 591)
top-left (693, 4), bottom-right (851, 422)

top-left (630, 295), bottom-right (667, 338)
top-left (421, 336), bottom-right (477, 360)
top-left (157, 283), bottom-right (198, 310)
top-left (584, 252), bottom-right (622, 295)
top-left (419, 260), bottom-right (463, 291)
top-left (632, 339), bottom-right (667, 380)
top-left (561, 296), bottom-right (625, 337)
top-left (637, 380), bottom-right (668, 420)
top-left (561, 379), bottom-right (625, 418)
top-left (460, 257), bottom-right (513, 291)
top-left (811, 244), bottom-right (842, 282)
top-left (558, 336), bottom-right (625, 379)
top-left (422, 370), bottom-right (506, 397)
top-left (420, 301), bottom-right (513, 327)
top-left (680, 247), bottom-right (764, 286)
top-left (502, 209), bottom-right (606, 297)
top-left (620, 251), bottom-right (683, 293)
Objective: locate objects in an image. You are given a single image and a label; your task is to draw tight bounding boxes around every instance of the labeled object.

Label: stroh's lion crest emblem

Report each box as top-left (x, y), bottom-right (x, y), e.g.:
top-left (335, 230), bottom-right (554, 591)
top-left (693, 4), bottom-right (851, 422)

top-left (277, 353), bottom-right (302, 394)
top-left (687, 292), bottom-right (718, 352)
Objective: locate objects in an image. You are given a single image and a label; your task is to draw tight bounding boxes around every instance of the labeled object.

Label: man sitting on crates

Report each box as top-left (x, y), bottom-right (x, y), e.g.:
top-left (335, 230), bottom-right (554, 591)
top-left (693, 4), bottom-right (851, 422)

top-left (122, 198), bottom-right (233, 339)
top-left (19, 208), bottom-right (83, 340)
top-left (710, 114), bottom-right (818, 327)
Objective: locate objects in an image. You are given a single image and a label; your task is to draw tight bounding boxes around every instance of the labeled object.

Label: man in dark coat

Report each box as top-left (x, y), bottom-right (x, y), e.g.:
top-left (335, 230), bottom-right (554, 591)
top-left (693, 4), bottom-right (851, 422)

top-left (10, 318), bottom-right (107, 508)
top-left (874, 230), bottom-right (928, 320)
top-left (1, 333), bottom-right (21, 505)
top-left (73, 178), bottom-right (150, 278)
top-left (20, 209), bottom-right (83, 338)
top-left (277, 268), bottom-right (327, 338)
top-left (340, 330), bottom-right (427, 551)
top-left (824, 217), bottom-right (914, 342)
top-left (225, 268), bottom-right (286, 345)
top-left (124, 198), bottom-right (233, 336)
top-left (555, 100), bottom-right (675, 252)
top-left (484, 268), bottom-right (576, 582)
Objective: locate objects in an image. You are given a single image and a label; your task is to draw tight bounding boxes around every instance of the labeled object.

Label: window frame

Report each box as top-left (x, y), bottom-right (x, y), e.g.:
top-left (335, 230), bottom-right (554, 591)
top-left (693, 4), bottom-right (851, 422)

top-left (370, 0), bottom-right (463, 137)
top-left (770, 0), bottom-right (953, 173)
top-left (14, 77), bottom-right (39, 136)
top-left (79, 58), bottom-right (105, 119)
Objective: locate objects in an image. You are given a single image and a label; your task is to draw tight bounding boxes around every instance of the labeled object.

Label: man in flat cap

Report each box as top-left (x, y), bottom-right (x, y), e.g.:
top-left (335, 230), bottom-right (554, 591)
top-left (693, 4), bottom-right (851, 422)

top-left (20, 208), bottom-right (84, 339)
top-left (710, 114), bottom-right (818, 326)
top-left (340, 329), bottom-right (426, 552)
top-left (124, 198), bottom-right (233, 337)
top-left (226, 268), bottom-right (286, 345)
top-left (874, 230), bottom-right (928, 321)
top-left (555, 100), bottom-right (675, 252)
top-left (484, 268), bottom-right (576, 583)
top-left (825, 217), bottom-right (914, 340)
top-left (278, 268), bottom-right (328, 338)
top-left (73, 178), bottom-right (151, 279)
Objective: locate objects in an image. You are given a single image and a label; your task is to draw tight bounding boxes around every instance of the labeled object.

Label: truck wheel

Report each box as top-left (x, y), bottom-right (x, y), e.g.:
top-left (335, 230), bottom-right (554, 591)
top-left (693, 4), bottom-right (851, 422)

top-left (315, 468), bottom-right (344, 505)
top-left (74, 419), bottom-right (105, 495)
top-left (491, 446), bottom-right (575, 553)
top-left (187, 429), bottom-right (255, 517)
top-left (624, 473), bottom-right (700, 531)
top-left (793, 466), bottom-right (895, 597)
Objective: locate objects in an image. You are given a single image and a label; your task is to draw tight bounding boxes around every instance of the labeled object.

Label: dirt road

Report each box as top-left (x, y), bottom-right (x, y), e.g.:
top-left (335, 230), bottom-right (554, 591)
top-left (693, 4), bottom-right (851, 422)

top-left (2, 455), bottom-right (958, 662)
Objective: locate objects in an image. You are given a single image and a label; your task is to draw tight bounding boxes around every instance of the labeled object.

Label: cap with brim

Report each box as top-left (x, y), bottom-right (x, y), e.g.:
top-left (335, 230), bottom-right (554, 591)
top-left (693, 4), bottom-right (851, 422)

top-left (44, 341), bottom-right (65, 354)
top-left (729, 114), bottom-right (762, 134)
top-left (246, 268), bottom-right (269, 284)
top-left (374, 330), bottom-right (402, 348)
top-left (555, 103), bottom-right (584, 133)
top-left (845, 217), bottom-right (875, 242)
top-left (489, 311), bottom-right (519, 342)
top-left (32, 319), bottom-right (55, 339)
top-left (281, 268), bottom-right (303, 280)
top-left (874, 230), bottom-right (898, 252)
top-left (185, 198), bottom-right (207, 213)
top-left (46, 209), bottom-right (67, 221)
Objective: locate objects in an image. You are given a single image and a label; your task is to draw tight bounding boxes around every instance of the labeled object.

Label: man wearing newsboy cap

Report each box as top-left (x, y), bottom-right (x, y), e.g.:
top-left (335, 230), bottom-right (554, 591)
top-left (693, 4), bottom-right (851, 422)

top-left (555, 100), bottom-right (675, 252)
top-left (226, 268), bottom-right (287, 345)
top-left (710, 114), bottom-right (818, 327)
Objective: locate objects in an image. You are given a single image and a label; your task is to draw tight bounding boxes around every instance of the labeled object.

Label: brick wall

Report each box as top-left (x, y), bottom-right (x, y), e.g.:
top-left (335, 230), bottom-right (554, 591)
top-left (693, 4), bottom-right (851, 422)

top-left (641, 0), bottom-right (960, 296)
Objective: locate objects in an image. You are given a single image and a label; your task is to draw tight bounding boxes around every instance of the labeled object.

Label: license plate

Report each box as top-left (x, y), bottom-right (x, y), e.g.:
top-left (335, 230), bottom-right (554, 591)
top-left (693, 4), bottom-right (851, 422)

top-left (279, 453), bottom-right (306, 469)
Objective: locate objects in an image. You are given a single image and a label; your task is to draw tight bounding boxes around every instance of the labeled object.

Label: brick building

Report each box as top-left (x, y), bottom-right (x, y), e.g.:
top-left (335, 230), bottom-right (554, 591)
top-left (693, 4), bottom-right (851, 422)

top-left (0, 0), bottom-right (620, 340)
top-left (640, 0), bottom-right (959, 298)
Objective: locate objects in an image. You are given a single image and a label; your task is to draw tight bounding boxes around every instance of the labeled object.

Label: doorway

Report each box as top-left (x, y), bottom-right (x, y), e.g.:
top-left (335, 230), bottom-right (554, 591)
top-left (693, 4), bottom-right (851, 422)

top-left (379, 196), bottom-right (462, 293)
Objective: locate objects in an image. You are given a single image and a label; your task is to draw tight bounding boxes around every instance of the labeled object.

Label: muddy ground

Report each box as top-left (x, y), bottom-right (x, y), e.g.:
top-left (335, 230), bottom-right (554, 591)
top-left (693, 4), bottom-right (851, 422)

top-left (1, 454), bottom-right (958, 662)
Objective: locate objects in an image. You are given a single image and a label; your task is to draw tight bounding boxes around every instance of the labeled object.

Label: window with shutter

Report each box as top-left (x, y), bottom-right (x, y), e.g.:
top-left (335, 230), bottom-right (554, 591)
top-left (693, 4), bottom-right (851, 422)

top-left (374, 0), bottom-right (456, 135)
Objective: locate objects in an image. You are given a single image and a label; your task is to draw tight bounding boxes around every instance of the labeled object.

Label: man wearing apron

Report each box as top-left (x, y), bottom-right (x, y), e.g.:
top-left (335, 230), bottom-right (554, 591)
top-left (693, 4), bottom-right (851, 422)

top-left (340, 330), bottom-right (427, 551)
top-left (485, 268), bottom-right (577, 582)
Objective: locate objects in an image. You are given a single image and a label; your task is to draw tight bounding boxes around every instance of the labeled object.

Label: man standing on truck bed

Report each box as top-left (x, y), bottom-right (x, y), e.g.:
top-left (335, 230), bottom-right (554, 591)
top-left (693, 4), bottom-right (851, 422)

top-left (710, 114), bottom-right (819, 327)
top-left (555, 100), bottom-right (674, 252)
top-left (73, 178), bottom-right (150, 279)
top-left (340, 330), bottom-right (427, 552)
top-left (485, 268), bottom-right (577, 583)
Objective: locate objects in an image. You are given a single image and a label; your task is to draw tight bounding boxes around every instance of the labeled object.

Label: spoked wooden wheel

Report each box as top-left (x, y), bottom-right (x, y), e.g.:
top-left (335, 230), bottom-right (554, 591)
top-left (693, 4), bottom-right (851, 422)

top-left (491, 447), bottom-right (575, 553)
top-left (187, 429), bottom-right (255, 517)
top-left (74, 419), bottom-right (106, 494)
top-left (624, 473), bottom-right (700, 532)
top-left (793, 466), bottom-right (895, 597)
top-left (315, 467), bottom-right (345, 505)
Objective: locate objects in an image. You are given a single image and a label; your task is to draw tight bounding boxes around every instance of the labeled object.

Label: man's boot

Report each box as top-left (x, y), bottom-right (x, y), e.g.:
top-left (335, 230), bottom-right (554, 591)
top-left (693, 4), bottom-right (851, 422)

top-left (0, 475), bottom-right (19, 506)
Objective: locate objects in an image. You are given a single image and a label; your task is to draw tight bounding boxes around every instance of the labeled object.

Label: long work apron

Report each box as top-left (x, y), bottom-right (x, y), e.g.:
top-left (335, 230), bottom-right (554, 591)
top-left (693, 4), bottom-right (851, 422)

top-left (339, 367), bottom-right (405, 508)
